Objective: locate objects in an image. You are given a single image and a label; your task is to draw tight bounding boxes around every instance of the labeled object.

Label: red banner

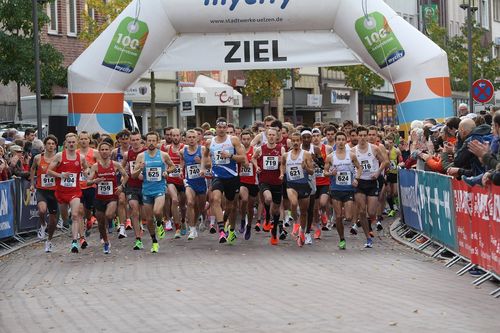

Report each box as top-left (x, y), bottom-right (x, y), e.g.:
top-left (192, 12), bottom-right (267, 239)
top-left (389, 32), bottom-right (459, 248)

top-left (452, 180), bottom-right (473, 259)
top-left (490, 184), bottom-right (500, 276)
top-left (471, 185), bottom-right (492, 270)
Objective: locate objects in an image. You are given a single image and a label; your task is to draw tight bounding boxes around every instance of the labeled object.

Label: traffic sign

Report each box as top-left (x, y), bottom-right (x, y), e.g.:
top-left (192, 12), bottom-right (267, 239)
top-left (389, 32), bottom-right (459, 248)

top-left (472, 79), bottom-right (494, 104)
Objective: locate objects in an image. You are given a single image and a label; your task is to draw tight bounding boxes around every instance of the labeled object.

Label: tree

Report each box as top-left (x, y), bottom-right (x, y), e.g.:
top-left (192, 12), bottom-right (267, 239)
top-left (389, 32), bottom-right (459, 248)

top-left (0, 0), bottom-right (66, 97)
top-left (427, 20), bottom-right (500, 91)
top-left (243, 69), bottom-right (297, 106)
top-left (80, 0), bottom-right (131, 45)
top-left (330, 65), bottom-right (385, 96)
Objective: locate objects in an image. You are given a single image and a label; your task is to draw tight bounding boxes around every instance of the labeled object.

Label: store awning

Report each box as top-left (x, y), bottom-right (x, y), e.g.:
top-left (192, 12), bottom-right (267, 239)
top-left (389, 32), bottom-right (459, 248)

top-left (180, 75), bottom-right (242, 108)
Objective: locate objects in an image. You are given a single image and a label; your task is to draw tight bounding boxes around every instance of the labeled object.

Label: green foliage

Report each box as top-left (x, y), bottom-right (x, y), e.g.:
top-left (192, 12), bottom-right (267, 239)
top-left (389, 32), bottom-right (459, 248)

top-left (80, 0), bottom-right (132, 45)
top-left (0, 0), bottom-right (66, 96)
top-left (331, 65), bottom-right (385, 96)
top-left (243, 69), bottom-right (297, 106)
top-left (427, 20), bottom-right (500, 91)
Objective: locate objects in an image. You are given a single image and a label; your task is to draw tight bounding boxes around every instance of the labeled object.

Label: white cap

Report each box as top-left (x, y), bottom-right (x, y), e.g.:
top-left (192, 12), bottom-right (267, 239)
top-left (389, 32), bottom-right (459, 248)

top-left (460, 113), bottom-right (478, 121)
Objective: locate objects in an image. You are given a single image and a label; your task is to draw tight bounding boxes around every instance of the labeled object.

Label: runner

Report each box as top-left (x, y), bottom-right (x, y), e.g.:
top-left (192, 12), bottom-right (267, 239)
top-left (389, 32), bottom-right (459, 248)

top-left (253, 127), bottom-right (286, 245)
top-left (239, 130), bottom-right (258, 240)
top-left (161, 126), bottom-right (174, 231)
top-left (165, 128), bottom-right (187, 239)
top-left (250, 115), bottom-right (276, 147)
top-left (324, 132), bottom-right (362, 249)
top-left (131, 132), bottom-right (175, 253)
top-left (323, 125), bottom-right (337, 147)
top-left (47, 133), bottom-right (90, 253)
top-left (280, 132), bottom-right (315, 247)
top-left (30, 135), bottom-right (59, 253)
top-left (121, 131), bottom-right (147, 250)
top-left (354, 126), bottom-right (388, 248)
top-left (385, 134), bottom-right (402, 217)
top-left (87, 140), bottom-right (128, 254)
top-left (368, 126), bottom-right (389, 231)
top-left (202, 117), bottom-right (246, 244)
top-left (179, 130), bottom-right (207, 241)
top-left (111, 129), bottom-right (131, 237)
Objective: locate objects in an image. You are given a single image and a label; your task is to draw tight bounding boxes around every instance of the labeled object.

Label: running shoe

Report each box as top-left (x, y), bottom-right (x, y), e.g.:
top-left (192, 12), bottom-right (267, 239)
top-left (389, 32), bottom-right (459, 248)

top-left (198, 216), bottom-right (206, 233)
top-left (209, 223), bottom-right (217, 234)
top-left (314, 228), bottom-right (321, 240)
top-left (239, 218), bottom-right (246, 234)
top-left (279, 229), bottom-right (287, 240)
top-left (284, 216), bottom-right (291, 228)
top-left (376, 221), bottom-right (383, 231)
top-left (364, 238), bottom-right (373, 248)
top-left (350, 223), bottom-right (358, 235)
top-left (174, 229), bottom-right (182, 239)
top-left (85, 218), bottom-right (93, 232)
top-left (338, 239), bottom-right (346, 250)
top-left (57, 218), bottom-right (64, 229)
top-left (37, 224), bottom-right (46, 239)
top-left (156, 224), bottom-right (166, 239)
top-left (119, 225), bottom-right (127, 239)
top-left (321, 213), bottom-right (328, 227)
top-left (291, 223), bottom-right (300, 238)
top-left (125, 218), bottom-right (133, 230)
top-left (71, 241), bottom-right (79, 253)
top-left (151, 242), bottom-right (159, 253)
top-left (255, 222), bottom-right (261, 232)
top-left (262, 221), bottom-right (272, 232)
top-left (244, 225), bottom-right (252, 240)
top-left (103, 242), bottom-right (111, 254)
top-left (133, 239), bottom-right (144, 250)
top-left (387, 210), bottom-right (396, 217)
top-left (108, 220), bottom-right (114, 234)
top-left (45, 240), bottom-right (53, 253)
top-left (305, 233), bottom-right (313, 245)
top-left (165, 219), bottom-right (173, 231)
top-left (79, 237), bottom-right (88, 249)
top-left (270, 235), bottom-right (279, 246)
top-left (188, 227), bottom-right (197, 240)
top-left (227, 230), bottom-right (236, 245)
top-left (297, 231), bottom-right (305, 247)
top-left (218, 230), bottom-right (227, 243)
top-left (326, 221), bottom-right (335, 231)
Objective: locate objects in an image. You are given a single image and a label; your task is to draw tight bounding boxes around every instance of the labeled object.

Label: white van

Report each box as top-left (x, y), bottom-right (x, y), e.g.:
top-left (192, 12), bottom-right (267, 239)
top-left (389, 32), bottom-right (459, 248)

top-left (19, 95), bottom-right (140, 133)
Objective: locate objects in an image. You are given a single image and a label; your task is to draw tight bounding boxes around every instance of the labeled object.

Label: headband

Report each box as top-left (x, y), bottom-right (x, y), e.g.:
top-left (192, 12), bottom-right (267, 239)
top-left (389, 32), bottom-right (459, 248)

top-left (301, 130), bottom-right (312, 136)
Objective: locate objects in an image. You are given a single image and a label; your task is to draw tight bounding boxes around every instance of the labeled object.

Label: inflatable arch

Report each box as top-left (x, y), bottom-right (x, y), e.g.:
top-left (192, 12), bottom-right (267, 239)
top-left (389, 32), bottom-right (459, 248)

top-left (68, 0), bottom-right (453, 133)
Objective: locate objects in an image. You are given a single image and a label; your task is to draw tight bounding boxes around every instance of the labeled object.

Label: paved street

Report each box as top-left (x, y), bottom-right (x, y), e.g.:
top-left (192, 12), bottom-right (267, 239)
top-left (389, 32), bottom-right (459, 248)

top-left (0, 218), bottom-right (498, 332)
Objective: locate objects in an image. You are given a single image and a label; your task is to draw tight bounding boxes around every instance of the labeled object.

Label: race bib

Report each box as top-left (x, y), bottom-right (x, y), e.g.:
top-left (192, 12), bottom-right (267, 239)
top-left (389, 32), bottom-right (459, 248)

top-left (187, 164), bottom-right (202, 180)
top-left (314, 167), bottom-right (324, 178)
top-left (287, 166), bottom-right (304, 181)
top-left (169, 165), bottom-right (181, 178)
top-left (129, 161), bottom-right (136, 174)
top-left (80, 171), bottom-right (87, 181)
top-left (205, 167), bottom-right (213, 177)
top-left (263, 156), bottom-right (279, 170)
top-left (240, 164), bottom-right (253, 177)
top-left (336, 172), bottom-right (352, 186)
top-left (41, 174), bottom-right (55, 188)
top-left (214, 150), bottom-right (230, 165)
top-left (97, 181), bottom-right (113, 196)
top-left (361, 160), bottom-right (372, 173)
top-left (146, 167), bottom-right (162, 182)
top-left (390, 160), bottom-right (397, 170)
top-left (61, 173), bottom-right (77, 188)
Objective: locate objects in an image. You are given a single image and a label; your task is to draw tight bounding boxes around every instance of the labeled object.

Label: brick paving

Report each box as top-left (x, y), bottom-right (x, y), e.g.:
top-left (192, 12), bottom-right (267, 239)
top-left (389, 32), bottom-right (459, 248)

top-left (0, 218), bottom-right (498, 332)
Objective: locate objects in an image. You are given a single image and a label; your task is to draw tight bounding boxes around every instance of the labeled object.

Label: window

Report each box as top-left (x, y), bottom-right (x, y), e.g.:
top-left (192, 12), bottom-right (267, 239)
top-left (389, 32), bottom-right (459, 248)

top-left (480, 0), bottom-right (489, 29)
top-left (493, 0), bottom-right (500, 22)
top-left (67, 0), bottom-right (77, 36)
top-left (47, 0), bottom-right (58, 34)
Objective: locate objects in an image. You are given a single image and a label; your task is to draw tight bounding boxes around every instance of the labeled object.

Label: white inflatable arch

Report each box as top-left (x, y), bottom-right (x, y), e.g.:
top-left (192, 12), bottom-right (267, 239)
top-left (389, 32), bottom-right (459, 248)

top-left (68, 0), bottom-right (453, 133)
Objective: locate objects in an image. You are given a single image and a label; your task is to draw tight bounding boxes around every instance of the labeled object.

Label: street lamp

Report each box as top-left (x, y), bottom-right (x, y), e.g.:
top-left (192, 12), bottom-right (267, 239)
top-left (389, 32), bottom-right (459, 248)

top-left (32, 0), bottom-right (47, 139)
top-left (459, 0), bottom-right (478, 114)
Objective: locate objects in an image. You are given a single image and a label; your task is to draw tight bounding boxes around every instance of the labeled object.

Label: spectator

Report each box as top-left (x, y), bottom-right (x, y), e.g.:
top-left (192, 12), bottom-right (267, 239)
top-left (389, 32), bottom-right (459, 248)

top-left (8, 145), bottom-right (30, 179)
top-left (457, 102), bottom-right (469, 117)
top-left (0, 145), bottom-right (9, 181)
top-left (468, 110), bottom-right (500, 172)
top-left (24, 128), bottom-right (36, 143)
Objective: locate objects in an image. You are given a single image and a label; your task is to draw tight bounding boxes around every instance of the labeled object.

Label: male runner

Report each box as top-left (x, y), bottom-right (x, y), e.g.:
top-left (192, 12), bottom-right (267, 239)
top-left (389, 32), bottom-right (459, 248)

top-left (202, 117), bottom-right (246, 244)
top-left (122, 131), bottom-right (147, 250)
top-left (30, 135), bottom-right (59, 252)
top-left (132, 132), bottom-right (175, 253)
top-left (239, 130), bottom-right (258, 240)
top-left (384, 134), bottom-right (402, 217)
top-left (280, 132), bottom-right (314, 247)
top-left (250, 115), bottom-right (276, 147)
top-left (111, 130), bottom-right (131, 236)
top-left (354, 126), bottom-right (388, 248)
top-left (253, 127), bottom-right (286, 245)
top-left (77, 132), bottom-right (98, 241)
top-left (324, 132), bottom-right (362, 249)
top-left (368, 126), bottom-right (389, 231)
top-left (48, 133), bottom-right (90, 253)
top-left (87, 140), bottom-right (128, 254)
top-left (179, 130), bottom-right (207, 240)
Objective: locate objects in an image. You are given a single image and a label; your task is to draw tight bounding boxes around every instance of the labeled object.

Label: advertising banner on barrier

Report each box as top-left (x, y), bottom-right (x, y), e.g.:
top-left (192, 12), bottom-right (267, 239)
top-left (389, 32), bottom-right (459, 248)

top-left (471, 185), bottom-right (492, 270)
top-left (0, 180), bottom-right (16, 239)
top-left (17, 179), bottom-right (39, 232)
top-left (452, 179), bottom-right (473, 259)
top-left (398, 169), bottom-right (422, 231)
top-left (491, 185), bottom-right (500, 275)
